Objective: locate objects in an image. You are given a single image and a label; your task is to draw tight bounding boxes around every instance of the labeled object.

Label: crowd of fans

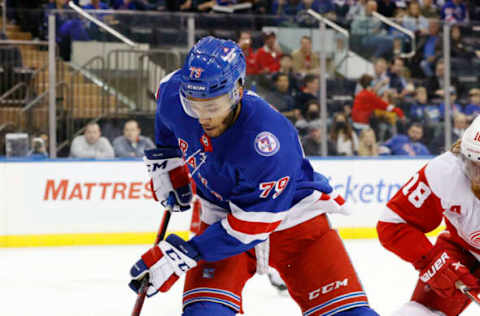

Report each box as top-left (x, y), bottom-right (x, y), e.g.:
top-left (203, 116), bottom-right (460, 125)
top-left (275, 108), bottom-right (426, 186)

top-left (3, 0), bottom-right (480, 158)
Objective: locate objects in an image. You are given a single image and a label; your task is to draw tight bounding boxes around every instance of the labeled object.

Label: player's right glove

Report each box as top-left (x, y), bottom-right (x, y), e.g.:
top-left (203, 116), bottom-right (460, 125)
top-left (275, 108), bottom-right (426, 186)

top-left (144, 148), bottom-right (192, 212)
top-left (129, 234), bottom-right (200, 297)
top-left (417, 248), bottom-right (480, 299)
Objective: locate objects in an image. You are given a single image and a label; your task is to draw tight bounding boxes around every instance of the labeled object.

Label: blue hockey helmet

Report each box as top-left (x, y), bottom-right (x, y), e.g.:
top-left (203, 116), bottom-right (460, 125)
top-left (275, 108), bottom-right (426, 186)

top-left (179, 36), bottom-right (246, 118)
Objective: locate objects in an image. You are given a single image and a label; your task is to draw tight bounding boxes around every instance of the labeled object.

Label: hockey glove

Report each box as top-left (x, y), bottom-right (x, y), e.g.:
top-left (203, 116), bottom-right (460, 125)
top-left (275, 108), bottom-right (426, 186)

top-left (129, 234), bottom-right (200, 297)
top-left (144, 148), bottom-right (192, 212)
top-left (418, 249), bottom-right (480, 299)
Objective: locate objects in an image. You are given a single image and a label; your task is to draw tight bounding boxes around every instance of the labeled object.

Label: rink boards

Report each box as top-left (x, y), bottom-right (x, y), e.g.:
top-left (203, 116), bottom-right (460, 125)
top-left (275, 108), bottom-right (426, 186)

top-left (0, 157), bottom-right (443, 247)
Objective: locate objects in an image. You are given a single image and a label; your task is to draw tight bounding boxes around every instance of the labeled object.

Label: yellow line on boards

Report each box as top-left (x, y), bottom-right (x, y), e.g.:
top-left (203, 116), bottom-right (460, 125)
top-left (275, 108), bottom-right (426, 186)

top-left (0, 226), bottom-right (446, 247)
top-left (337, 226), bottom-right (446, 239)
top-left (0, 231), bottom-right (191, 248)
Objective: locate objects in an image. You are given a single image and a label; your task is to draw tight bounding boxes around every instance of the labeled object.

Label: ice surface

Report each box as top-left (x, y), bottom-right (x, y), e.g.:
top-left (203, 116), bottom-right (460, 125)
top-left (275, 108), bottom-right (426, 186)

top-left (0, 240), bottom-right (477, 315)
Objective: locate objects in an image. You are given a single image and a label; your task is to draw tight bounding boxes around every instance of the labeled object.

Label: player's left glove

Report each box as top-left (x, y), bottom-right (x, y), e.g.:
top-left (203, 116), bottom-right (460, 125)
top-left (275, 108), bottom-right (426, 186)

top-left (417, 248), bottom-right (480, 300)
top-left (144, 148), bottom-right (192, 212)
top-left (129, 234), bottom-right (200, 297)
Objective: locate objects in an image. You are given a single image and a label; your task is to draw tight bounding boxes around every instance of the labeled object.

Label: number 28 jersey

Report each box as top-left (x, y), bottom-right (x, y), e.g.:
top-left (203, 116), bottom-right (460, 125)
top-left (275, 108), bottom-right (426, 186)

top-left (379, 151), bottom-right (480, 267)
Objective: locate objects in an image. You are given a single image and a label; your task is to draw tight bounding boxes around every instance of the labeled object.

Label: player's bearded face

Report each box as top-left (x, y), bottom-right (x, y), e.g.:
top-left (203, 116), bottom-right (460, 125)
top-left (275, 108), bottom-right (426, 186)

top-left (187, 95), bottom-right (235, 137)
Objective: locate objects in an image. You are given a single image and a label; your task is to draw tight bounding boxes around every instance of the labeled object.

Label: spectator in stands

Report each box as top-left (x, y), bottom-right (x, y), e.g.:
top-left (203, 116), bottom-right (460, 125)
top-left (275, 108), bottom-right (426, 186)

top-left (377, 0), bottom-right (397, 17)
top-left (441, 0), bottom-right (467, 23)
top-left (255, 31), bottom-right (283, 74)
top-left (346, 0), bottom-right (367, 25)
top-left (302, 121), bottom-right (336, 156)
top-left (351, 0), bottom-right (394, 58)
top-left (352, 74), bottom-right (404, 131)
top-left (28, 137), bottom-right (48, 159)
top-left (358, 127), bottom-right (379, 156)
top-left (334, 0), bottom-right (351, 26)
top-left (279, 54), bottom-right (300, 94)
top-left (83, 0), bottom-right (110, 10)
top-left (464, 88), bottom-right (480, 119)
top-left (450, 24), bottom-right (480, 59)
top-left (425, 59), bottom-right (462, 100)
top-left (438, 88), bottom-right (464, 119)
top-left (271, 0), bottom-right (303, 15)
top-left (43, 0), bottom-right (69, 40)
top-left (291, 36), bottom-right (320, 77)
top-left (418, 19), bottom-right (442, 78)
top-left (387, 57), bottom-right (414, 99)
top-left (238, 31), bottom-right (258, 76)
top-left (294, 74), bottom-right (319, 116)
top-left (370, 58), bottom-right (390, 96)
top-left (409, 86), bottom-right (432, 122)
top-left (295, 99), bottom-right (322, 135)
top-left (113, 120), bottom-right (154, 158)
top-left (329, 112), bottom-right (359, 156)
top-left (429, 112), bottom-right (468, 154)
top-left (114, 0), bottom-right (140, 10)
top-left (380, 123), bottom-right (430, 156)
top-left (70, 123), bottom-right (114, 159)
top-left (264, 73), bottom-right (296, 118)
top-left (303, 0), bottom-right (335, 14)
top-left (402, 1), bottom-right (429, 35)
top-left (420, 0), bottom-right (440, 19)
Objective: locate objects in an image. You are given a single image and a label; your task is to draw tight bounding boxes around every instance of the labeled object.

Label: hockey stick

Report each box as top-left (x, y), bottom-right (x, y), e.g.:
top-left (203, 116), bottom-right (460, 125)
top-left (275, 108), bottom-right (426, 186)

top-left (131, 205), bottom-right (172, 316)
top-left (455, 280), bottom-right (480, 306)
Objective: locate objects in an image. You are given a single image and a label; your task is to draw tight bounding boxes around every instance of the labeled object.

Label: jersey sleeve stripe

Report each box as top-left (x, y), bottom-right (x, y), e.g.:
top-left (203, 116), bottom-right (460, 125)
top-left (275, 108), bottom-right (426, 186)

top-left (229, 201), bottom-right (287, 223)
top-left (226, 213), bottom-right (281, 235)
top-left (221, 218), bottom-right (272, 244)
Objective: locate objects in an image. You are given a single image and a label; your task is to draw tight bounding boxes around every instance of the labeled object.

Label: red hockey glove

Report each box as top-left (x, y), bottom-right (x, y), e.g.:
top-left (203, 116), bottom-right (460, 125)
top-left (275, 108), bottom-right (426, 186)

top-left (418, 249), bottom-right (480, 299)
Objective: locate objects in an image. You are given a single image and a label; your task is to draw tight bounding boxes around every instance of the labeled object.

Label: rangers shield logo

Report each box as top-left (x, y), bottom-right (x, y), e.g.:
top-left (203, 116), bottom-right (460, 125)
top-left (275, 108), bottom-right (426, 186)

top-left (254, 132), bottom-right (280, 157)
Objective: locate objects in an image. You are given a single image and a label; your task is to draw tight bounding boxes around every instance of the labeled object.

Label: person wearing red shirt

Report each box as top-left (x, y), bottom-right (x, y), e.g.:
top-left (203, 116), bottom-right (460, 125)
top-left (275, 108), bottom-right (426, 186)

top-left (352, 74), bottom-right (404, 130)
top-left (237, 31), bottom-right (258, 76)
top-left (254, 31), bottom-right (282, 74)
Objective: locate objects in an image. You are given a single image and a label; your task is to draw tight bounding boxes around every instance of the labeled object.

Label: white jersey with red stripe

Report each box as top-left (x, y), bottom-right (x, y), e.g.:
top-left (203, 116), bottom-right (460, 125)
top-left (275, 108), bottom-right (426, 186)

top-left (379, 151), bottom-right (480, 265)
top-left (154, 70), bottom-right (347, 262)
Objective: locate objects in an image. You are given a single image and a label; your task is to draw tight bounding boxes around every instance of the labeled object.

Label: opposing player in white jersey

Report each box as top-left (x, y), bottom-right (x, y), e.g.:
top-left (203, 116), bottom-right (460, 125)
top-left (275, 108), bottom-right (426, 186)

top-left (377, 116), bottom-right (480, 315)
top-left (128, 36), bottom-right (379, 316)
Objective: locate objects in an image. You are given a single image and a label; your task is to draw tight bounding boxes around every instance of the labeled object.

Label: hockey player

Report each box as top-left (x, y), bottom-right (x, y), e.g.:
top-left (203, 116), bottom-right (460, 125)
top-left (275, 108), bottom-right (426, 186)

top-left (377, 116), bottom-right (480, 315)
top-left (129, 36), bottom-right (379, 316)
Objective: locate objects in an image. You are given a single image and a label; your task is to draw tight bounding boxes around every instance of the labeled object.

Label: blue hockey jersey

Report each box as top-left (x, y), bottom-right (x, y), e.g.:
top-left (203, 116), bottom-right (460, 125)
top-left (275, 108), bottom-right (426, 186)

top-left (154, 71), bottom-right (331, 262)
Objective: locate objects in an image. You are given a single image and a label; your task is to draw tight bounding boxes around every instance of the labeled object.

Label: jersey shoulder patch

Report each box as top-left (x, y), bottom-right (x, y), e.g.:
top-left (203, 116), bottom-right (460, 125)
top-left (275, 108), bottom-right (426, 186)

top-left (254, 131), bottom-right (280, 157)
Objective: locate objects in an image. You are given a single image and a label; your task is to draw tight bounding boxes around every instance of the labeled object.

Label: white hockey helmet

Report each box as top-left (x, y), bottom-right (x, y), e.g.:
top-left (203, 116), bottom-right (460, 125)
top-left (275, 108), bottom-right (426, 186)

top-left (461, 116), bottom-right (480, 161)
top-left (460, 116), bottom-right (480, 184)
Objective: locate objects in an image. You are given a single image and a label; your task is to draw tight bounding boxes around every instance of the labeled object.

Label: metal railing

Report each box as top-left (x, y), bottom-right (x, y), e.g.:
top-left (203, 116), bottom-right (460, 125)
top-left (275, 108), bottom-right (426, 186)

top-left (307, 9), bottom-right (349, 38)
top-left (0, 81), bottom-right (27, 104)
top-left (372, 11), bottom-right (416, 58)
top-left (106, 48), bottom-right (183, 114)
top-left (68, 1), bottom-right (138, 48)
